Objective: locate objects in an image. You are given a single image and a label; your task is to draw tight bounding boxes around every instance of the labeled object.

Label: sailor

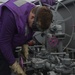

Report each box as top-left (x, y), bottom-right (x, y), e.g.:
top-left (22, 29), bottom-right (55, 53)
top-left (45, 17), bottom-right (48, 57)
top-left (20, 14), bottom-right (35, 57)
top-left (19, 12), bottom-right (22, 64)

top-left (0, 0), bottom-right (54, 75)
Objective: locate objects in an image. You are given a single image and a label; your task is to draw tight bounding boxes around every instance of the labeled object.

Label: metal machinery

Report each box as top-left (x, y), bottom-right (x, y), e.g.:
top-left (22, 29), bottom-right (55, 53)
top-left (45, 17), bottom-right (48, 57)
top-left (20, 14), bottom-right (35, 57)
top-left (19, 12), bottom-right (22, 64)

top-left (14, 0), bottom-right (75, 75)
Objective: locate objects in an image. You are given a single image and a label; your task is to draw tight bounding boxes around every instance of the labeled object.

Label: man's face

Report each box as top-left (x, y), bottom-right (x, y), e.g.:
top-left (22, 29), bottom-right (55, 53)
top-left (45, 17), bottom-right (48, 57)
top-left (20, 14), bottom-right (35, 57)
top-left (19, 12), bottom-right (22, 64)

top-left (28, 11), bottom-right (35, 28)
top-left (28, 11), bottom-right (41, 31)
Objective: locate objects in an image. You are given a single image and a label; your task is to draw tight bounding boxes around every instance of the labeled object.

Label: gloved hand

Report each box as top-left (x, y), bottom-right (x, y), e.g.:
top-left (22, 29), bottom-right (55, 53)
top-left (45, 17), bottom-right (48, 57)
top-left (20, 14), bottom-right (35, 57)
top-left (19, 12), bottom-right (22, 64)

top-left (10, 61), bottom-right (26, 75)
top-left (22, 44), bottom-right (29, 60)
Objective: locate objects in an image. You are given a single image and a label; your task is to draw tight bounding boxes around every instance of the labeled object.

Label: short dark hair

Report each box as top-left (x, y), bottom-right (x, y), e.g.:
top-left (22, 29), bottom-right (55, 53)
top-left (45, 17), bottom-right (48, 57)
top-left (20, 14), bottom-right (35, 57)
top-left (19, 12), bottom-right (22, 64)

top-left (32, 6), bottom-right (53, 31)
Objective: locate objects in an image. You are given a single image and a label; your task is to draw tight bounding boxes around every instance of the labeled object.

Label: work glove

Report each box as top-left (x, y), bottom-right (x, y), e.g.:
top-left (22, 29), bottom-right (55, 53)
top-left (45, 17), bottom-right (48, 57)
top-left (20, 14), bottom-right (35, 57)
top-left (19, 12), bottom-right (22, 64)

top-left (22, 40), bottom-right (35, 59)
top-left (10, 61), bottom-right (26, 75)
top-left (22, 44), bottom-right (29, 60)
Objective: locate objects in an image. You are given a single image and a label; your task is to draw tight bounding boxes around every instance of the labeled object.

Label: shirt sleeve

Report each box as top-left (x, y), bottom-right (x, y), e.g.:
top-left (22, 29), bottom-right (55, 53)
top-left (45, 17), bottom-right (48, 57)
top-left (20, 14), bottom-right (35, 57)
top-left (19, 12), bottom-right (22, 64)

top-left (0, 7), bottom-right (17, 65)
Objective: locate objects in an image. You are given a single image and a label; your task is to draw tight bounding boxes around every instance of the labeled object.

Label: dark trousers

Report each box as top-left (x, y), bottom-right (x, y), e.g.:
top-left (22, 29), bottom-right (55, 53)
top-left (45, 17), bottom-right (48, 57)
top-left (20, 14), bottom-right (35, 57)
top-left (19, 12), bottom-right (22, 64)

top-left (0, 52), bottom-right (11, 75)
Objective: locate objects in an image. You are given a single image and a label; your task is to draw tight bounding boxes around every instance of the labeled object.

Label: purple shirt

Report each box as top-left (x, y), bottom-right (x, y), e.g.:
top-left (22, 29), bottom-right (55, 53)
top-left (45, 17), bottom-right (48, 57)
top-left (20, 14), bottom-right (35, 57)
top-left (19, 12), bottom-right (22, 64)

top-left (41, 0), bottom-right (55, 5)
top-left (0, 7), bottom-right (33, 65)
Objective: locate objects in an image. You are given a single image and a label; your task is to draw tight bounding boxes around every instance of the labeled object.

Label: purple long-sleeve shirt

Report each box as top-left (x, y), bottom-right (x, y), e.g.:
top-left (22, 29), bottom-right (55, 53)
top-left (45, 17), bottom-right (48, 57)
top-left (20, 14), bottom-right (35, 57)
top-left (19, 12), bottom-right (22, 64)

top-left (0, 7), bottom-right (33, 65)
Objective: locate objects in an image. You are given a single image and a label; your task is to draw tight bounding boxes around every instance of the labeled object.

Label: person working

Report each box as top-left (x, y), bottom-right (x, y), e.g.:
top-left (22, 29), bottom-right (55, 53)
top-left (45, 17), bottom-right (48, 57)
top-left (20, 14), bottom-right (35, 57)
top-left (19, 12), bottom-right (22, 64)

top-left (0, 0), bottom-right (55, 75)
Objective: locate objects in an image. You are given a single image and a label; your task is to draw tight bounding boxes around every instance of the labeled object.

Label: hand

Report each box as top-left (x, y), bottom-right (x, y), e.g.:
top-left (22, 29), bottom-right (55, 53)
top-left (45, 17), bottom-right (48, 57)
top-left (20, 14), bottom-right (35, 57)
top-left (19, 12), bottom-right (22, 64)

top-left (22, 44), bottom-right (29, 60)
top-left (28, 40), bottom-right (35, 46)
top-left (10, 61), bottom-right (26, 75)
